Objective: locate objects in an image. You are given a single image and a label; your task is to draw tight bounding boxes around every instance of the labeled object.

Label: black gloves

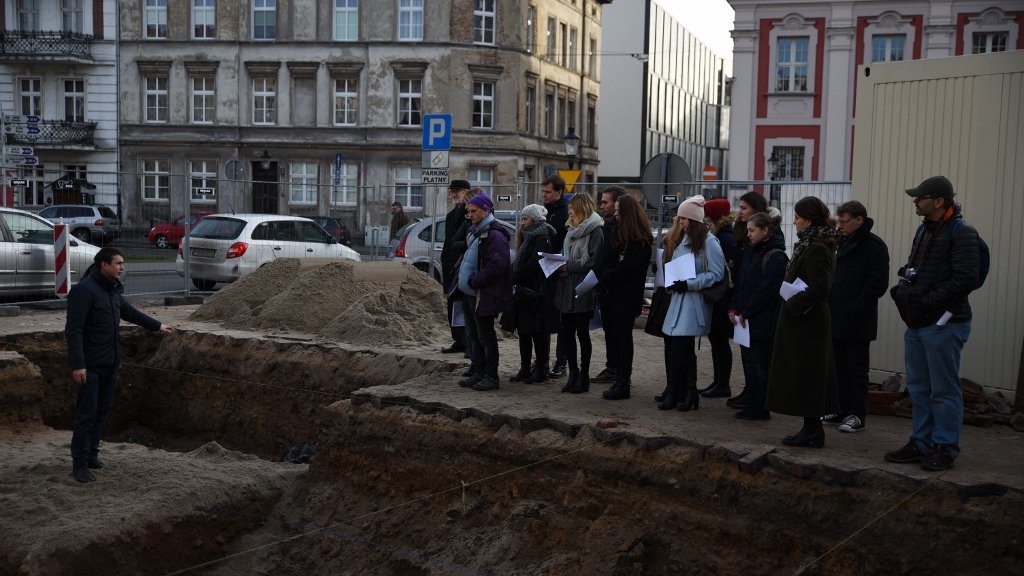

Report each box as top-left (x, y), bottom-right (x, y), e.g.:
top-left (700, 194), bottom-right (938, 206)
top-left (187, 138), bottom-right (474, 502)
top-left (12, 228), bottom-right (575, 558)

top-left (668, 280), bottom-right (688, 294)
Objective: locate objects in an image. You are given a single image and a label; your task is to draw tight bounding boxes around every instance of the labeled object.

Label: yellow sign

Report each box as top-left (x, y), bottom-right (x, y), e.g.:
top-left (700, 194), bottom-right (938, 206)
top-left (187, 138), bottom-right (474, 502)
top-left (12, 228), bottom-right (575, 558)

top-left (558, 170), bottom-right (581, 193)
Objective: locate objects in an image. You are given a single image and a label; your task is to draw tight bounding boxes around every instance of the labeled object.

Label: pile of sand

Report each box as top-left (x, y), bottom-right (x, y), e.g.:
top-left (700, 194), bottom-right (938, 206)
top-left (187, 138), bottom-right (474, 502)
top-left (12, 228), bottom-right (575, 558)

top-left (191, 259), bottom-right (450, 347)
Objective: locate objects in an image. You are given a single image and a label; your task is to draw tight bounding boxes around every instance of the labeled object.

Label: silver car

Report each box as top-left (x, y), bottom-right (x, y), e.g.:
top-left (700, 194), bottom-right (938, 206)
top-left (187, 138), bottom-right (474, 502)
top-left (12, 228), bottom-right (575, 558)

top-left (37, 204), bottom-right (121, 244)
top-left (389, 215), bottom-right (516, 282)
top-left (0, 207), bottom-right (100, 298)
top-left (175, 214), bottom-right (361, 290)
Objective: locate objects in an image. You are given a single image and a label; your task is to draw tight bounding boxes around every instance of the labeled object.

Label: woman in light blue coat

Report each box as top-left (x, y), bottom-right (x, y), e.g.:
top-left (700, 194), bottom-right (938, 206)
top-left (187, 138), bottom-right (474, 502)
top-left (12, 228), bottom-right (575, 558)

top-left (659, 195), bottom-right (726, 411)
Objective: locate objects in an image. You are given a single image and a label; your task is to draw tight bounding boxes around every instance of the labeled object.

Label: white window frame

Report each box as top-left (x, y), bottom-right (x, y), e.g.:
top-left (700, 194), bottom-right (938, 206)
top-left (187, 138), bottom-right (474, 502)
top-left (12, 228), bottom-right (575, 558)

top-left (63, 78), bottom-right (85, 122)
top-left (568, 26), bottom-right (578, 71)
top-left (397, 78), bottom-right (422, 127)
top-left (253, 0), bottom-right (277, 41)
top-left (252, 77), bottom-right (276, 126)
top-left (289, 162), bottom-right (319, 205)
top-left (526, 5), bottom-right (536, 53)
top-left (467, 167), bottom-right (493, 191)
top-left (864, 12), bottom-right (915, 65)
top-left (334, 0), bottom-right (358, 41)
top-left (473, 0), bottom-right (495, 45)
top-left (192, 0), bottom-right (216, 40)
top-left (63, 0), bottom-right (83, 34)
top-left (546, 17), bottom-right (556, 61)
top-left (144, 76), bottom-right (168, 123)
top-left (393, 166), bottom-right (423, 209)
top-left (768, 16), bottom-right (817, 95)
top-left (19, 77), bottom-right (42, 116)
top-left (18, 0), bottom-right (40, 31)
top-left (191, 76), bottom-right (215, 124)
top-left (764, 139), bottom-right (813, 183)
top-left (331, 163), bottom-right (359, 206)
top-left (972, 31), bottom-right (1009, 54)
top-left (333, 77), bottom-right (358, 126)
top-left (189, 160), bottom-right (218, 203)
top-left (774, 36), bottom-right (809, 92)
top-left (144, 0), bottom-right (168, 39)
top-left (142, 160), bottom-right (170, 202)
top-left (398, 0), bottom-right (423, 42)
top-left (963, 8), bottom-right (1017, 56)
top-left (871, 34), bottom-right (905, 62)
top-left (20, 165), bottom-right (46, 206)
top-left (472, 81), bottom-right (495, 130)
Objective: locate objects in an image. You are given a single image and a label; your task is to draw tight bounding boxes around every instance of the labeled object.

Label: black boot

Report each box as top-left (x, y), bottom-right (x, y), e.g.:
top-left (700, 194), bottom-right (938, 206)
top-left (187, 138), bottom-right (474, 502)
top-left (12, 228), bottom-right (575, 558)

top-left (677, 385), bottom-right (700, 412)
top-left (602, 380), bottom-right (630, 400)
top-left (510, 367), bottom-right (531, 382)
top-left (561, 370), bottom-right (578, 393)
top-left (782, 418), bottom-right (825, 448)
top-left (569, 371), bottom-right (590, 394)
top-left (658, 383), bottom-right (679, 410)
top-left (701, 382), bottom-right (732, 398)
top-left (654, 383), bottom-right (671, 403)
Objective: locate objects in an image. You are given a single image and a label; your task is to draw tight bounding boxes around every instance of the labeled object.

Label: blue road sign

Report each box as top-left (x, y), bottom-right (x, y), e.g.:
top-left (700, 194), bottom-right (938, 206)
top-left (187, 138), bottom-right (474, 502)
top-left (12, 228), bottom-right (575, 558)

top-left (422, 114), bottom-right (452, 151)
top-left (334, 153), bottom-right (342, 185)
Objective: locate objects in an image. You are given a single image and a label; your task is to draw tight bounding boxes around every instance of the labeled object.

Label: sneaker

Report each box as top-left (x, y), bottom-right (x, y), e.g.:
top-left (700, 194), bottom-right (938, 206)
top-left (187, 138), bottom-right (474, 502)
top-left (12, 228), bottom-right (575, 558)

top-left (72, 468), bottom-right (96, 483)
top-left (591, 368), bottom-right (617, 383)
top-left (472, 376), bottom-right (500, 391)
top-left (549, 362), bottom-right (567, 378)
top-left (821, 413), bottom-right (845, 425)
top-left (884, 441), bottom-right (930, 464)
top-left (920, 445), bottom-right (955, 472)
top-left (838, 415), bottom-right (864, 433)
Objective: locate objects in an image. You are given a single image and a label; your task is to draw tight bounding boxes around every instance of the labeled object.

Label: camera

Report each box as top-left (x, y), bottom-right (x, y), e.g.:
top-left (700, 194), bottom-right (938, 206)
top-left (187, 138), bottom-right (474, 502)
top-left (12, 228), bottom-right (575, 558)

top-left (898, 265), bottom-right (918, 283)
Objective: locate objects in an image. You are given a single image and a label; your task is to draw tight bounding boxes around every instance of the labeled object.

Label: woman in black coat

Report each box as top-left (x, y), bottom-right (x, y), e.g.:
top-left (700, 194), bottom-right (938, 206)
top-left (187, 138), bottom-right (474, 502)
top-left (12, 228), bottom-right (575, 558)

top-left (505, 204), bottom-right (559, 384)
top-left (701, 198), bottom-right (738, 399)
top-left (596, 195), bottom-right (653, 400)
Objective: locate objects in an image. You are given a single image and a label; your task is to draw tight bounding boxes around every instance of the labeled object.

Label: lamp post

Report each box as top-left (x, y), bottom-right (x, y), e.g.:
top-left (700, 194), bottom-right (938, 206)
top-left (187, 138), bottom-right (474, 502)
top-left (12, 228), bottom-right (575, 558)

top-left (563, 127), bottom-right (581, 170)
top-left (767, 150), bottom-right (781, 209)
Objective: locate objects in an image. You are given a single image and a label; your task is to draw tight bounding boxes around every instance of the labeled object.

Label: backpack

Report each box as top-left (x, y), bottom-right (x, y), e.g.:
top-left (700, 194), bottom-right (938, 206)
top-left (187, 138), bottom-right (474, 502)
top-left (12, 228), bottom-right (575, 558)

top-left (760, 248), bottom-right (786, 274)
top-left (950, 219), bottom-right (989, 289)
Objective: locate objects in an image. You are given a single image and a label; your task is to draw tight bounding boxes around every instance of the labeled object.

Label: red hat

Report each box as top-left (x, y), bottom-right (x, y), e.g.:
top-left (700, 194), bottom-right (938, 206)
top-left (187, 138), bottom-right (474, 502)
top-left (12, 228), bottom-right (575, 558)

top-left (704, 198), bottom-right (731, 222)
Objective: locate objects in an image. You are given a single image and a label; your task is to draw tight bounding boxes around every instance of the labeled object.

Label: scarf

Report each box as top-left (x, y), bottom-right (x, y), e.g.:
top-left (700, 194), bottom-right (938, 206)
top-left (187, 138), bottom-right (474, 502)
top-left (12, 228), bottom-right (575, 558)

top-left (792, 224), bottom-right (839, 261)
top-left (563, 212), bottom-right (605, 259)
top-left (513, 221), bottom-right (554, 276)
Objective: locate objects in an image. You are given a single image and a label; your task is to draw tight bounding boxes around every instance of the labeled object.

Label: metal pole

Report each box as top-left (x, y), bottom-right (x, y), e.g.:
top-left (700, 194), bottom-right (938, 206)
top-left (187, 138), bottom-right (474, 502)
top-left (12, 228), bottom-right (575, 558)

top-left (1, 108), bottom-right (8, 208)
top-left (428, 183), bottom-right (439, 279)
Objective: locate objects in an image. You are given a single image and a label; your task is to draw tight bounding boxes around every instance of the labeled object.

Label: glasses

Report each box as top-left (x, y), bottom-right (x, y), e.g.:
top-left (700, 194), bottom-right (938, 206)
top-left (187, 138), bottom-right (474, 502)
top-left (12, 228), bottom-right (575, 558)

top-left (836, 219), bottom-right (850, 226)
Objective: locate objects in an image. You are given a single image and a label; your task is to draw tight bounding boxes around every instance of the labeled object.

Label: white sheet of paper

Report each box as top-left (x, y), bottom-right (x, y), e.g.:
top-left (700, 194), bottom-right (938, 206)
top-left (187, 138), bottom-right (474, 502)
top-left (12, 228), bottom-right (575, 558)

top-left (936, 311), bottom-right (953, 326)
top-left (575, 270), bottom-right (599, 297)
top-left (779, 277), bottom-right (809, 301)
top-left (538, 252), bottom-right (567, 261)
top-left (654, 248), bottom-right (665, 287)
top-left (450, 300), bottom-right (465, 327)
top-left (732, 318), bottom-right (751, 348)
top-left (665, 253), bottom-right (696, 285)
top-left (539, 257), bottom-right (567, 278)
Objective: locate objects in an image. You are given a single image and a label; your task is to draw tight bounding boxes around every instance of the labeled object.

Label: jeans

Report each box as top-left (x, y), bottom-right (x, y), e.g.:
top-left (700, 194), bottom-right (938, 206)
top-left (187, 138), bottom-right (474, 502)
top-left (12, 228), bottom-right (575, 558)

top-left (464, 294), bottom-right (499, 379)
top-left (904, 321), bottom-right (971, 457)
top-left (71, 368), bottom-right (118, 469)
top-left (834, 340), bottom-right (870, 421)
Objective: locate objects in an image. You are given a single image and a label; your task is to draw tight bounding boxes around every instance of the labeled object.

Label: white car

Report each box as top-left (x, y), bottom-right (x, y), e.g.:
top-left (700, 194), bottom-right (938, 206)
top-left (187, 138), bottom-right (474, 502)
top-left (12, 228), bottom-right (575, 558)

top-left (176, 214), bottom-right (361, 290)
top-left (389, 215), bottom-right (516, 282)
top-left (0, 207), bottom-right (101, 298)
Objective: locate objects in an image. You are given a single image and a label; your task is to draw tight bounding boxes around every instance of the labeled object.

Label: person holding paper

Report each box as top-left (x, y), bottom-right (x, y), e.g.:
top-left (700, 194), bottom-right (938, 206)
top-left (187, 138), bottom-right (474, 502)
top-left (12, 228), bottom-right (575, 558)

top-left (659, 196), bottom-right (726, 412)
top-left (593, 186), bottom-right (627, 386)
top-left (595, 194), bottom-right (653, 400)
top-left (886, 176), bottom-right (980, 472)
top-left (552, 194), bottom-right (605, 394)
top-left (542, 175), bottom-right (572, 379)
top-left (765, 196), bottom-right (840, 449)
top-left (503, 204), bottom-right (558, 384)
top-left (727, 212), bottom-right (788, 421)
top-left (700, 198), bottom-right (738, 400)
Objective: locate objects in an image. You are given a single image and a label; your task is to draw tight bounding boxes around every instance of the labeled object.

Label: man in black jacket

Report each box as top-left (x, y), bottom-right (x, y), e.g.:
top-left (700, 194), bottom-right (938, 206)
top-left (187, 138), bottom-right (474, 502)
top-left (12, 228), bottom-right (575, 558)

top-left (825, 201), bottom-right (889, 434)
top-left (65, 247), bottom-right (172, 483)
top-left (440, 179), bottom-right (471, 353)
top-left (541, 174), bottom-right (571, 377)
top-left (886, 176), bottom-right (980, 472)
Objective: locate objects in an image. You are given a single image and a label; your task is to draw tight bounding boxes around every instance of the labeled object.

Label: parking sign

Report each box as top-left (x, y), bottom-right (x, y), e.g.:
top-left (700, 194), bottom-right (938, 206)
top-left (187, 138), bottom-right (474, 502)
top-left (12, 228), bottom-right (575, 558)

top-left (422, 114), bottom-right (452, 151)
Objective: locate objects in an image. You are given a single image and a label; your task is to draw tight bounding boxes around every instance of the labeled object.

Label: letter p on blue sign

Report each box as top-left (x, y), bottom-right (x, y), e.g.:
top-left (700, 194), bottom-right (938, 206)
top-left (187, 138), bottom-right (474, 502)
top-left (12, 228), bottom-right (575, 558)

top-left (422, 114), bottom-right (452, 151)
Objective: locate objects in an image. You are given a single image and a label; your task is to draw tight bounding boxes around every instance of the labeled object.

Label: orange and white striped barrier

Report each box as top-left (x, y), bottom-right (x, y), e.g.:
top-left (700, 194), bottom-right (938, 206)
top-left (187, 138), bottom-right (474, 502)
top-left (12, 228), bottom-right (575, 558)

top-left (54, 219), bottom-right (70, 297)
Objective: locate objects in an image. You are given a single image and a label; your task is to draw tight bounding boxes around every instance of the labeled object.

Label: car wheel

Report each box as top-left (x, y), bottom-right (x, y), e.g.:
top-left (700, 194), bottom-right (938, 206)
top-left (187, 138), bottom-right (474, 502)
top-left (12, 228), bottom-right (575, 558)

top-left (72, 228), bottom-right (90, 243)
top-left (155, 234), bottom-right (170, 249)
top-left (192, 279), bottom-right (216, 290)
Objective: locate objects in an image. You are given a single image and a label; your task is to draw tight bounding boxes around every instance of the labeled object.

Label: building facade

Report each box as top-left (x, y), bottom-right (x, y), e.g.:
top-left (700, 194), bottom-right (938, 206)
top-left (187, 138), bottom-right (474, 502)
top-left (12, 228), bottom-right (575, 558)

top-left (728, 0), bottom-right (1023, 182)
top-left (1, 0), bottom-right (119, 207)
top-left (116, 0), bottom-right (610, 235)
top-left (598, 0), bottom-right (730, 183)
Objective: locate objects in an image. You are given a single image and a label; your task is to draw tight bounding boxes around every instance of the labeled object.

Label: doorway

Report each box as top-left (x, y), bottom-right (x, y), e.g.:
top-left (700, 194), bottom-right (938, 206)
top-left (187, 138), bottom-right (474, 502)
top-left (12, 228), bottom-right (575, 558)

top-left (251, 161), bottom-right (278, 214)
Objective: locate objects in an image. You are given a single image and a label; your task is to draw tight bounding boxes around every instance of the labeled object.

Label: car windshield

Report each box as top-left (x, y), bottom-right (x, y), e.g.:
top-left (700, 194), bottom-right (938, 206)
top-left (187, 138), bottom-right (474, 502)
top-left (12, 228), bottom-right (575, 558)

top-left (190, 217), bottom-right (246, 240)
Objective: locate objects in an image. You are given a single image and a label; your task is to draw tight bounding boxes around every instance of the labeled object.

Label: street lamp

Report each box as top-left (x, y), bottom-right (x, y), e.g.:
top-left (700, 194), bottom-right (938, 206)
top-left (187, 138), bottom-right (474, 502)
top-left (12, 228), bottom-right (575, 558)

top-left (767, 150), bottom-right (781, 209)
top-left (563, 127), bottom-right (581, 169)
top-left (260, 149), bottom-right (272, 171)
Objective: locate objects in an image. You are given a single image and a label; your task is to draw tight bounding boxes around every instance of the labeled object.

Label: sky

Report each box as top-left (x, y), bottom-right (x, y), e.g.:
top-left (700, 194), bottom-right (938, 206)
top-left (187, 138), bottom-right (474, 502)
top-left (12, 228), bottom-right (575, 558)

top-left (658, 0), bottom-right (736, 60)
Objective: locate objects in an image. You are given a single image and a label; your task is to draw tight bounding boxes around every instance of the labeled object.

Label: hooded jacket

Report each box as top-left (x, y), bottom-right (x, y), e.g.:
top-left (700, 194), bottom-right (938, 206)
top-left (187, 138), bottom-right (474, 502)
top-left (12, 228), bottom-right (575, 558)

top-left (830, 217), bottom-right (890, 341)
top-left (729, 231), bottom-right (787, 342)
top-left (467, 217), bottom-right (514, 317)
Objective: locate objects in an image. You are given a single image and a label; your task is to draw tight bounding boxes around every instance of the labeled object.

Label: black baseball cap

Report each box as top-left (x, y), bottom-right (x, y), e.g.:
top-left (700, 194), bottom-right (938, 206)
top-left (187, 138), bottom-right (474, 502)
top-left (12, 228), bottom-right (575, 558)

top-left (905, 175), bottom-right (954, 200)
top-left (449, 179), bottom-right (471, 191)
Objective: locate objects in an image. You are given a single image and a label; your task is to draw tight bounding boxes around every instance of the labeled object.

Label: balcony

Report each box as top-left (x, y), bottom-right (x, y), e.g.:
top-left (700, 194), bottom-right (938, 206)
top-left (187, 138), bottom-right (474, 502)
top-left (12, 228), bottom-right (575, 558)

top-left (0, 30), bottom-right (94, 63)
top-left (4, 120), bottom-right (97, 148)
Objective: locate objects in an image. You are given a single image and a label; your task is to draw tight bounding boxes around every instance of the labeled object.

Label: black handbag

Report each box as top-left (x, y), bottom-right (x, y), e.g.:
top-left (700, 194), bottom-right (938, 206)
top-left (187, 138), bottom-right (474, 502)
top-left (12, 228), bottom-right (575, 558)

top-left (515, 285), bottom-right (543, 308)
top-left (644, 286), bottom-right (670, 337)
top-left (701, 249), bottom-right (731, 304)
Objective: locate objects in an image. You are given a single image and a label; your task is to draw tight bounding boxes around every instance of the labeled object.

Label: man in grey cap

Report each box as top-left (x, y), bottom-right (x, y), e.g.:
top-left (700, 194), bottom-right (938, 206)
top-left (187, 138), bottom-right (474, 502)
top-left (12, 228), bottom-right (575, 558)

top-left (886, 175), bottom-right (981, 472)
top-left (441, 179), bottom-right (472, 354)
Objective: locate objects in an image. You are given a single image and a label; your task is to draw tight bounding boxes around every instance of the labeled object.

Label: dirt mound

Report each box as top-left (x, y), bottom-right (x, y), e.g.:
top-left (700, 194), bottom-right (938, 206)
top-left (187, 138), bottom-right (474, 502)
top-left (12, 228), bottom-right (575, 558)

top-left (191, 259), bottom-right (449, 346)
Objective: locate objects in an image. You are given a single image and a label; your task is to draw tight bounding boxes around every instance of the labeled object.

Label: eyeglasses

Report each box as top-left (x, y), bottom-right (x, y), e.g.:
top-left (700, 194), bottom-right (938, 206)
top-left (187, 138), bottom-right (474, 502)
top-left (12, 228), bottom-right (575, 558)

top-left (836, 219), bottom-right (850, 226)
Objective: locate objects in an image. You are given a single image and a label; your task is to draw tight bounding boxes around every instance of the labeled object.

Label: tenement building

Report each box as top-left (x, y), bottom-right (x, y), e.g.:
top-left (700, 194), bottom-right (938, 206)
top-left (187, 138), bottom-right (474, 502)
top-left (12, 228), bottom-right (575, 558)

top-left (116, 0), bottom-right (612, 235)
top-left (727, 0), bottom-right (1022, 182)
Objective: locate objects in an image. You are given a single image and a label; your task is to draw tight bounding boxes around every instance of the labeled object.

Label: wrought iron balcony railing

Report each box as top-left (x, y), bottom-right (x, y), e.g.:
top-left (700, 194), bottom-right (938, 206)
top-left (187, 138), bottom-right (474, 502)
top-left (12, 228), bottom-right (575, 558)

top-left (5, 120), bottom-right (97, 147)
top-left (0, 30), bottom-right (93, 61)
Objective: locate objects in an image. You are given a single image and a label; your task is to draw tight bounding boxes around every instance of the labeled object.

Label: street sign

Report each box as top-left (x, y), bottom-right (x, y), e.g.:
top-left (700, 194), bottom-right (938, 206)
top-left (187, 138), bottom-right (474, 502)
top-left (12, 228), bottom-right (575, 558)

top-left (3, 146), bottom-right (34, 156)
top-left (558, 170), bottom-right (581, 193)
top-left (422, 168), bottom-right (450, 184)
top-left (3, 115), bottom-right (40, 123)
top-left (497, 195), bottom-right (512, 202)
top-left (421, 114), bottom-right (452, 151)
top-left (662, 195), bottom-right (678, 203)
top-left (702, 165), bottom-right (719, 180)
top-left (422, 150), bottom-right (449, 168)
top-left (196, 187), bottom-right (215, 195)
top-left (3, 156), bottom-right (39, 166)
top-left (3, 125), bottom-right (41, 135)
top-left (10, 179), bottom-right (28, 186)
top-left (334, 153), bottom-right (342, 185)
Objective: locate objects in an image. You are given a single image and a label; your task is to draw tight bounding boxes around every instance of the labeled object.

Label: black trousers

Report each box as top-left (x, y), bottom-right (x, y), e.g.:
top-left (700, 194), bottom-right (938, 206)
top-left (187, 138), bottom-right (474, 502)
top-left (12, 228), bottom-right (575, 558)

top-left (739, 338), bottom-right (772, 408)
top-left (518, 332), bottom-right (551, 370)
top-left (603, 312), bottom-right (635, 382)
top-left (707, 303), bottom-right (733, 387)
top-left (833, 339), bottom-right (870, 421)
top-left (559, 311), bottom-right (593, 374)
top-left (464, 294), bottom-right (499, 379)
top-left (665, 335), bottom-right (696, 391)
top-left (71, 367), bottom-right (117, 469)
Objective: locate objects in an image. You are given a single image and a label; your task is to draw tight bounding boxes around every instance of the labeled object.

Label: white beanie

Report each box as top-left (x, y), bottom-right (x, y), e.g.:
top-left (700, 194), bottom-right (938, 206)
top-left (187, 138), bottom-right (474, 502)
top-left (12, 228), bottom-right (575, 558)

top-left (521, 203), bottom-right (548, 222)
top-left (677, 195), bottom-right (706, 222)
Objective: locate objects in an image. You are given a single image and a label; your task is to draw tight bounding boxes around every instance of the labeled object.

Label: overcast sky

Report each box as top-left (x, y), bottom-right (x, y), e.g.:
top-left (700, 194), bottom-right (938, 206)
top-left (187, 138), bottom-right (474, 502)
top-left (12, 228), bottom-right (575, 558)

top-left (658, 0), bottom-right (736, 59)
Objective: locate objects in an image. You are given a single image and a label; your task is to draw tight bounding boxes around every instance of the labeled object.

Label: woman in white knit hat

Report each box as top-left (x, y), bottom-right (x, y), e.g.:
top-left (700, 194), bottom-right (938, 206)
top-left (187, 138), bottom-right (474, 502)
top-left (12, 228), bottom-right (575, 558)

top-left (658, 195), bottom-right (726, 412)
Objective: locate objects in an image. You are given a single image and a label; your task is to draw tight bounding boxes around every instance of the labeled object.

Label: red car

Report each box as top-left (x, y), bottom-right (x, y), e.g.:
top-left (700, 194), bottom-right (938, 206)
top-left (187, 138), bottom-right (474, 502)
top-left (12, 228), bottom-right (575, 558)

top-left (148, 212), bottom-right (213, 249)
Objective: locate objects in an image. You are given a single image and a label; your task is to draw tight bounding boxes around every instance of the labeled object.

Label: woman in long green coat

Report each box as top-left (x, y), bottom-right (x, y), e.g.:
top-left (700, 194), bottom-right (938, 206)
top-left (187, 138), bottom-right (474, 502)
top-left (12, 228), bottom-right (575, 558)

top-left (766, 196), bottom-right (840, 448)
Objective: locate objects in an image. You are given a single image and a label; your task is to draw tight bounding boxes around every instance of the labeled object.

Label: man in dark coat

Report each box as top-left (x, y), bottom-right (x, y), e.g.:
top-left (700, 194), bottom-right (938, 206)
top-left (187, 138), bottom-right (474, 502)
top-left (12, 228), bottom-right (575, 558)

top-left (457, 192), bottom-right (513, 392)
top-left (593, 186), bottom-right (626, 384)
top-left (541, 174), bottom-right (571, 378)
top-left (825, 201), bottom-right (889, 434)
top-left (886, 176), bottom-right (980, 472)
top-left (65, 247), bottom-right (172, 483)
top-left (440, 179), bottom-right (471, 354)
